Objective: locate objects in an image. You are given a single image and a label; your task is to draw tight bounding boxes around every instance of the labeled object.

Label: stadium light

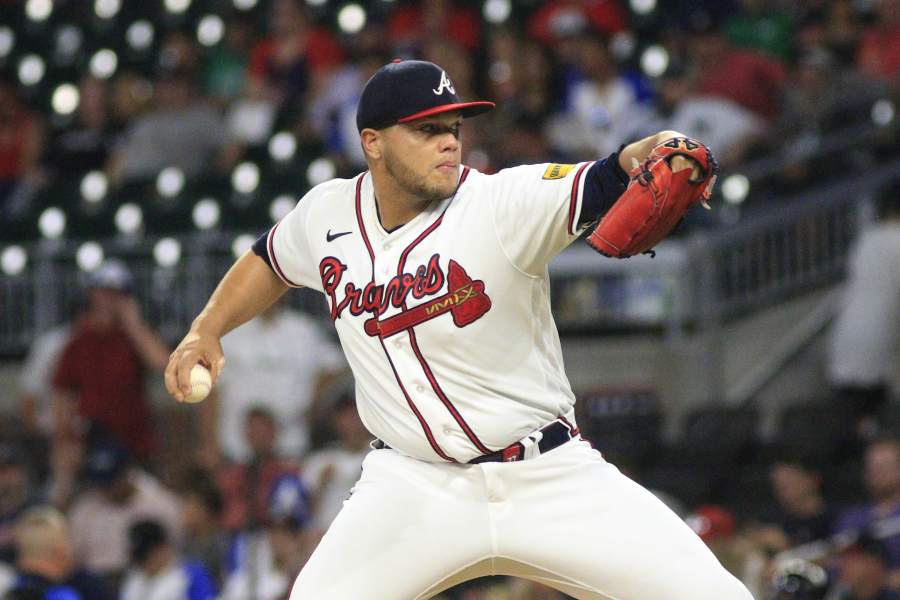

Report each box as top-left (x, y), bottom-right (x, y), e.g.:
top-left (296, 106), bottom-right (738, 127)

top-left (269, 195), bottom-right (295, 222)
top-left (483, 0), bottom-right (511, 24)
top-left (307, 157), bottom-right (335, 186)
top-left (722, 174), bottom-right (750, 205)
top-left (153, 238), bottom-right (182, 267)
top-left (231, 234), bottom-right (255, 259)
top-left (76, 242), bottom-right (104, 272)
top-left (126, 20), bottom-right (155, 51)
top-left (630, 0), bottom-right (656, 15)
top-left (39, 207), bottom-right (66, 239)
top-left (114, 203), bottom-right (143, 235)
top-left (233, 0), bottom-right (258, 10)
top-left (55, 25), bottom-right (83, 59)
top-left (192, 198), bottom-right (221, 230)
top-left (52, 83), bottom-right (80, 115)
top-left (306, 0), bottom-right (327, 6)
top-left (1, 246), bottom-right (27, 277)
top-left (26, 0), bottom-right (53, 22)
top-left (197, 15), bottom-right (225, 47)
top-left (156, 167), bottom-right (185, 198)
top-left (872, 99), bottom-right (895, 127)
top-left (94, 0), bottom-right (120, 19)
top-left (89, 49), bottom-right (118, 79)
top-left (80, 171), bottom-right (108, 203)
top-left (232, 162), bottom-right (260, 194)
top-left (337, 4), bottom-right (366, 34)
top-left (640, 45), bottom-right (669, 78)
top-left (165, 0), bottom-right (191, 14)
top-left (18, 55), bottom-right (46, 86)
top-left (0, 27), bottom-right (14, 59)
top-left (268, 132), bottom-right (297, 162)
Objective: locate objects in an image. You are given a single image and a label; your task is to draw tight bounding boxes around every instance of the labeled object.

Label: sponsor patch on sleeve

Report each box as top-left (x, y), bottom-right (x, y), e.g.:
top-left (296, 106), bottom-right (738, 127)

top-left (542, 163), bottom-right (575, 180)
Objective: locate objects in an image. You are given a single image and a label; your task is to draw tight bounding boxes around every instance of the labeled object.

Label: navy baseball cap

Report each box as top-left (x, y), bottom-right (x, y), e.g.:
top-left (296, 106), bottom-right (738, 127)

top-left (356, 60), bottom-right (495, 132)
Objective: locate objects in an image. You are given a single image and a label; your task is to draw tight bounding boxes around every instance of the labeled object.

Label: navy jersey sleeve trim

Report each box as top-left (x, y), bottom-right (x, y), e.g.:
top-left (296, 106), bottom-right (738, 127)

top-left (252, 229), bottom-right (274, 269)
top-left (578, 152), bottom-right (630, 228)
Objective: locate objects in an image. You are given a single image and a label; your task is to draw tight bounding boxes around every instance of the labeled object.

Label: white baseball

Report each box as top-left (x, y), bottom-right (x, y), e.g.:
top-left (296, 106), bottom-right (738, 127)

top-left (183, 364), bottom-right (212, 403)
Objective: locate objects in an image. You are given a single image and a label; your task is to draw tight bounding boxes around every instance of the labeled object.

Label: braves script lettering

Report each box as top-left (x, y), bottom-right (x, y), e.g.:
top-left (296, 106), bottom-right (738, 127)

top-left (320, 254), bottom-right (445, 320)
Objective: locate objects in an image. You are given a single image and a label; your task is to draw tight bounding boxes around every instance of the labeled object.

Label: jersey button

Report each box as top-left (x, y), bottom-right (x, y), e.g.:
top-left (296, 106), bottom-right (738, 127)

top-left (442, 426), bottom-right (453, 435)
top-left (416, 384), bottom-right (425, 393)
top-left (393, 340), bottom-right (402, 349)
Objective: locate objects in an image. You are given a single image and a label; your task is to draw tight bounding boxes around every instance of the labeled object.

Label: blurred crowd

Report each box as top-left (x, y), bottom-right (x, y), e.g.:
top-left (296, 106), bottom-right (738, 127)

top-left (0, 0), bottom-right (900, 598)
top-left (1, 0), bottom-right (898, 241)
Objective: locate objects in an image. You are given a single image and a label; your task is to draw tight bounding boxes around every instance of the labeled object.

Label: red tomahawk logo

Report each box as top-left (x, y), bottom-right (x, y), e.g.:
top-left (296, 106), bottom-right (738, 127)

top-left (364, 260), bottom-right (491, 337)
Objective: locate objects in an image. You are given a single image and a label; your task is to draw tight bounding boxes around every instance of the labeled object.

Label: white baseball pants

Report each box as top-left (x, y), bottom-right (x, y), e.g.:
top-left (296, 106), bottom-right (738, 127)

top-left (289, 438), bottom-right (753, 599)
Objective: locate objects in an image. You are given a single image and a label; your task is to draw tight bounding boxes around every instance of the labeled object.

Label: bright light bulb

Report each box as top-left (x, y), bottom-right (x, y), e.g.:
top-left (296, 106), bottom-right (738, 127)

top-left (1, 246), bottom-right (27, 276)
top-left (80, 171), bottom-right (108, 203)
top-left (197, 15), bottom-right (225, 47)
top-left (307, 157), bottom-right (335, 186)
top-left (76, 242), bottom-right (104, 272)
top-left (640, 45), bottom-right (669, 77)
top-left (154, 238), bottom-right (182, 267)
top-left (722, 174), bottom-right (750, 205)
top-left (156, 167), bottom-right (185, 198)
top-left (115, 203), bottom-right (143, 234)
top-left (39, 207), bottom-right (66, 239)
top-left (192, 198), bottom-right (221, 230)
top-left (52, 84), bottom-right (80, 115)
top-left (231, 234), bottom-right (255, 258)
top-left (94, 0), bottom-right (120, 19)
top-left (165, 0), bottom-right (191, 13)
top-left (269, 195), bottom-right (295, 222)
top-left (268, 132), bottom-right (297, 162)
top-left (18, 55), bottom-right (46, 86)
top-left (232, 162), bottom-right (260, 194)
top-left (126, 20), bottom-right (155, 51)
top-left (90, 49), bottom-right (118, 79)
top-left (0, 27), bottom-right (15, 59)
top-left (337, 4), bottom-right (366, 34)
top-left (26, 0), bottom-right (53, 22)
top-left (483, 0), bottom-right (511, 24)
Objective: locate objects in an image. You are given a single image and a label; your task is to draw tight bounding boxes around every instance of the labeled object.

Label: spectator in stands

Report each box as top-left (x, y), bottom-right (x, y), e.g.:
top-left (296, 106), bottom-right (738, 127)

top-left (51, 260), bottom-right (169, 460)
top-left (748, 455), bottom-right (833, 554)
top-left (67, 441), bottom-right (182, 588)
top-left (687, 13), bottom-right (786, 121)
top-left (832, 532), bottom-right (900, 599)
top-left (204, 16), bottom-right (253, 104)
top-left (527, 0), bottom-right (627, 47)
top-left (179, 470), bottom-right (228, 587)
top-left (5, 506), bottom-right (112, 600)
top-left (120, 519), bottom-right (216, 600)
top-left (856, 0), bottom-right (900, 88)
top-left (828, 189), bottom-right (900, 432)
top-left (200, 299), bottom-right (346, 467)
top-left (217, 407), bottom-right (301, 531)
top-left (624, 62), bottom-right (765, 168)
top-left (106, 66), bottom-right (226, 185)
top-left (246, 0), bottom-right (343, 115)
top-left (836, 436), bottom-right (900, 588)
top-left (546, 34), bottom-right (642, 157)
top-left (303, 394), bottom-right (371, 537)
top-left (387, 0), bottom-right (482, 54)
top-left (44, 77), bottom-right (115, 182)
top-left (0, 79), bottom-right (44, 222)
top-left (18, 301), bottom-right (78, 440)
top-left (0, 443), bottom-right (36, 563)
top-left (220, 474), bottom-right (314, 600)
top-left (724, 0), bottom-right (794, 60)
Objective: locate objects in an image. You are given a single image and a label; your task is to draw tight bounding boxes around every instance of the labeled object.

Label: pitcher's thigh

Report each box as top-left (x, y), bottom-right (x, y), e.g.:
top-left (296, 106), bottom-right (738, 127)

top-left (290, 450), bottom-right (492, 600)
top-left (497, 444), bottom-right (753, 600)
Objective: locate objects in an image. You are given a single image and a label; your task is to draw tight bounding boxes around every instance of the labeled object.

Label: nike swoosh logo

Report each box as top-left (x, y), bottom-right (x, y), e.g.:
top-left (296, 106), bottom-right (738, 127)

top-left (326, 229), bottom-right (352, 242)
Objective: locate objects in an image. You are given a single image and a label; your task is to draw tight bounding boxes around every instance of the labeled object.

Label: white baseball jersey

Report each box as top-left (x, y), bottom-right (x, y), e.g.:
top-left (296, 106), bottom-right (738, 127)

top-left (264, 162), bottom-right (595, 463)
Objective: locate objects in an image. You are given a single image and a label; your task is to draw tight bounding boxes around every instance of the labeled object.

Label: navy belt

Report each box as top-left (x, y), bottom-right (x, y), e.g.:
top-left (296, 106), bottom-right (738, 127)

top-left (372, 418), bottom-right (579, 464)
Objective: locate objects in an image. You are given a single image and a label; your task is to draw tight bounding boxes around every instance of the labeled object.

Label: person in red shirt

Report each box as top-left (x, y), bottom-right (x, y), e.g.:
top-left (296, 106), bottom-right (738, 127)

top-left (688, 18), bottom-right (786, 121)
top-left (857, 0), bottom-right (900, 87)
top-left (51, 260), bottom-right (170, 461)
top-left (387, 0), bottom-right (482, 53)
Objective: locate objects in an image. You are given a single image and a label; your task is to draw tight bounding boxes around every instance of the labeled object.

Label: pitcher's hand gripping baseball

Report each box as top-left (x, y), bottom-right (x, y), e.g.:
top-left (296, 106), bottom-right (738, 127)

top-left (164, 329), bottom-right (225, 402)
top-left (586, 137), bottom-right (718, 258)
